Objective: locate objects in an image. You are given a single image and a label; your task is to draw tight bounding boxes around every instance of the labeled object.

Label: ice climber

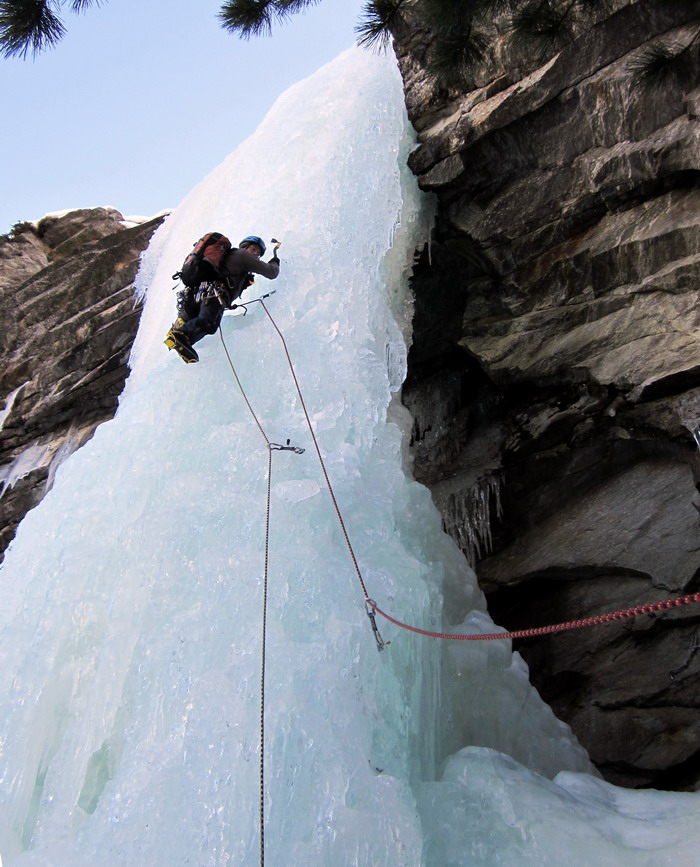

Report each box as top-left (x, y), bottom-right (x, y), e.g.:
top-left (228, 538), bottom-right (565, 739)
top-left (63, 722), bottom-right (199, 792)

top-left (165, 235), bottom-right (280, 363)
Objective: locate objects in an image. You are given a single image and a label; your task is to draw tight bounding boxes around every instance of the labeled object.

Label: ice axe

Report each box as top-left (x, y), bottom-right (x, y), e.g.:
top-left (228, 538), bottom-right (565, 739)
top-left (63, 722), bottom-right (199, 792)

top-left (271, 237), bottom-right (281, 255)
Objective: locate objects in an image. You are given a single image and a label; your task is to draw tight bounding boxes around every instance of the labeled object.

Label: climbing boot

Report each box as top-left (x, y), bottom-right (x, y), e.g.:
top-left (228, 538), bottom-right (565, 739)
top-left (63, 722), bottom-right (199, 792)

top-left (164, 328), bottom-right (199, 364)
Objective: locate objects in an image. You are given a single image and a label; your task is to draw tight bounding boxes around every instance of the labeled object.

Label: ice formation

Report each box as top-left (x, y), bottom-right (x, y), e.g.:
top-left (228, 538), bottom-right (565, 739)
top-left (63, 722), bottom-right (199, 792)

top-left (1, 46), bottom-right (700, 866)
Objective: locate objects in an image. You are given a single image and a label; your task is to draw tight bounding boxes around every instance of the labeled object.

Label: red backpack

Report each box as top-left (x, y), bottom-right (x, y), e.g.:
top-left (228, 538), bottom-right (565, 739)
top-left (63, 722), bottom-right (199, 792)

top-left (175, 232), bottom-right (232, 288)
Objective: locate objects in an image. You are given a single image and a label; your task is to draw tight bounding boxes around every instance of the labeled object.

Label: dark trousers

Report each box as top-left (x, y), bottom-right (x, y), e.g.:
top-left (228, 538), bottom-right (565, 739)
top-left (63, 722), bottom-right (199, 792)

top-left (176, 289), bottom-right (226, 346)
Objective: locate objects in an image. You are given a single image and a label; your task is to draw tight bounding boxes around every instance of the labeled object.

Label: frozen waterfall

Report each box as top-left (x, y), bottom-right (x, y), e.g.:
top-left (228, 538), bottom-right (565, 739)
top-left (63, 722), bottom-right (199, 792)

top-left (2, 46), bottom-right (700, 866)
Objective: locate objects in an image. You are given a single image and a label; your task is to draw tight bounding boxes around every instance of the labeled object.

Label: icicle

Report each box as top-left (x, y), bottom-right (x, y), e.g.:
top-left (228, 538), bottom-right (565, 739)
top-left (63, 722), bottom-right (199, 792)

top-left (0, 443), bottom-right (52, 499)
top-left (444, 473), bottom-right (503, 568)
top-left (44, 423), bottom-right (85, 493)
top-left (0, 384), bottom-right (25, 431)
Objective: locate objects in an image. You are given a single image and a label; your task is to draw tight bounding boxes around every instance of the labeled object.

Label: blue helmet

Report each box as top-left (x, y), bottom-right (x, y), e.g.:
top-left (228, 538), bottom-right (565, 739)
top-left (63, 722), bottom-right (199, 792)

top-left (240, 235), bottom-right (266, 255)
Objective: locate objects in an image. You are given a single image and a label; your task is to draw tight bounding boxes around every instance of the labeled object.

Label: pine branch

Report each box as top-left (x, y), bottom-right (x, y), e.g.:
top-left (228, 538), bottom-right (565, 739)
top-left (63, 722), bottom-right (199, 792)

top-left (428, 26), bottom-right (490, 86)
top-left (510, 0), bottom-right (577, 57)
top-left (0, 0), bottom-right (65, 58)
top-left (70, 0), bottom-right (101, 11)
top-left (218, 0), bottom-right (276, 37)
top-left (423, 0), bottom-right (477, 30)
top-left (355, 0), bottom-right (408, 50)
top-left (571, 0), bottom-right (610, 11)
top-left (218, 0), bottom-right (319, 38)
top-left (268, 0), bottom-right (322, 25)
top-left (274, 0), bottom-right (321, 13)
top-left (469, 0), bottom-right (520, 17)
top-left (629, 25), bottom-right (699, 90)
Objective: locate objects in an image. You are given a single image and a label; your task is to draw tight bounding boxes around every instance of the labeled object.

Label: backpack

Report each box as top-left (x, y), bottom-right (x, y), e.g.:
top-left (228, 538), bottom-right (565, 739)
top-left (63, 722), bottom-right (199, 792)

top-left (174, 232), bottom-right (232, 288)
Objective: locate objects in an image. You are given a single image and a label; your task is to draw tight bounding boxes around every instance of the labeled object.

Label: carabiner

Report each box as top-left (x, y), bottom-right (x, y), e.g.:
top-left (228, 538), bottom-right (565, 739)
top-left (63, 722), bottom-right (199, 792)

top-left (268, 439), bottom-right (305, 455)
top-left (365, 599), bottom-right (387, 652)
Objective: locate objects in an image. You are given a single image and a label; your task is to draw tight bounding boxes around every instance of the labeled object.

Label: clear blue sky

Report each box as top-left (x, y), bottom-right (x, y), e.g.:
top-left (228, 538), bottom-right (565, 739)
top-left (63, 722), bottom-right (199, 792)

top-left (0, 0), bottom-right (368, 234)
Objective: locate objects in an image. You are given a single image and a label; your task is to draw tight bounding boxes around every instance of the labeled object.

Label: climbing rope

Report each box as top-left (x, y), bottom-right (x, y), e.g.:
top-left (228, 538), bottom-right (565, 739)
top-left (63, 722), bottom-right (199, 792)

top-left (368, 593), bottom-right (700, 641)
top-left (219, 328), bottom-right (270, 448)
top-left (258, 444), bottom-right (272, 867)
top-left (260, 301), bottom-right (369, 597)
top-left (260, 301), bottom-right (385, 651)
top-left (256, 306), bottom-right (700, 647)
top-left (218, 327), bottom-right (276, 867)
top-left (255, 303), bottom-right (700, 648)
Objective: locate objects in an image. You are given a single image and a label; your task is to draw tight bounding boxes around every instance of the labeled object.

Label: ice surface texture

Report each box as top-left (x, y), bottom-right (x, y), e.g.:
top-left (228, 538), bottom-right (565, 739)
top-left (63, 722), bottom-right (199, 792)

top-left (1, 46), bottom-right (699, 867)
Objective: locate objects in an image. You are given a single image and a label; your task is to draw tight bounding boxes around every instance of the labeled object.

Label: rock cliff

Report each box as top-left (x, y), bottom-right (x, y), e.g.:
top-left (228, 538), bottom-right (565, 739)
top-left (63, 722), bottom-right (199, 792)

top-left (394, 0), bottom-right (700, 788)
top-left (0, 208), bottom-right (165, 560)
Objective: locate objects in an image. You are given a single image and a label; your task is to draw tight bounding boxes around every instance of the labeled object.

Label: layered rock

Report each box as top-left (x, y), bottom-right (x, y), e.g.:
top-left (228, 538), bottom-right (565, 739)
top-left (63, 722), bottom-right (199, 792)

top-left (395, 0), bottom-right (700, 788)
top-left (0, 208), bottom-right (165, 560)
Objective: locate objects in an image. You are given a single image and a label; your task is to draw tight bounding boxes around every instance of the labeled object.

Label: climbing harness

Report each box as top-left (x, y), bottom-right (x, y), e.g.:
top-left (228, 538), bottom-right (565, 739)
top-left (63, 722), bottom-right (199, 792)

top-left (197, 285), bottom-right (279, 311)
top-left (171, 275), bottom-right (276, 314)
top-left (196, 281), bottom-right (230, 305)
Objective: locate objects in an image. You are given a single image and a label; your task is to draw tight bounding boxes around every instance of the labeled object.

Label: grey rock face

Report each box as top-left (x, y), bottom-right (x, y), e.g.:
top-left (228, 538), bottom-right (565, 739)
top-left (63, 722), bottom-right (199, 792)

top-left (396, 0), bottom-right (700, 788)
top-left (0, 208), bottom-right (164, 560)
top-left (0, 226), bottom-right (50, 290)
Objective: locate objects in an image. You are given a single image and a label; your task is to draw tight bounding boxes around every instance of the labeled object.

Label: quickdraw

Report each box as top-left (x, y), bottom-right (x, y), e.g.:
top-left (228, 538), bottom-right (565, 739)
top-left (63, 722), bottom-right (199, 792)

top-left (268, 440), bottom-right (305, 455)
top-left (229, 290), bottom-right (277, 316)
top-left (365, 600), bottom-right (388, 652)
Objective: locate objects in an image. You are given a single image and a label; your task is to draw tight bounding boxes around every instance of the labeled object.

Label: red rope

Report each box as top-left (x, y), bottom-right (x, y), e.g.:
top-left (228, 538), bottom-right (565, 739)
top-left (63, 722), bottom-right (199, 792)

top-left (258, 305), bottom-right (700, 646)
top-left (370, 593), bottom-right (700, 641)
